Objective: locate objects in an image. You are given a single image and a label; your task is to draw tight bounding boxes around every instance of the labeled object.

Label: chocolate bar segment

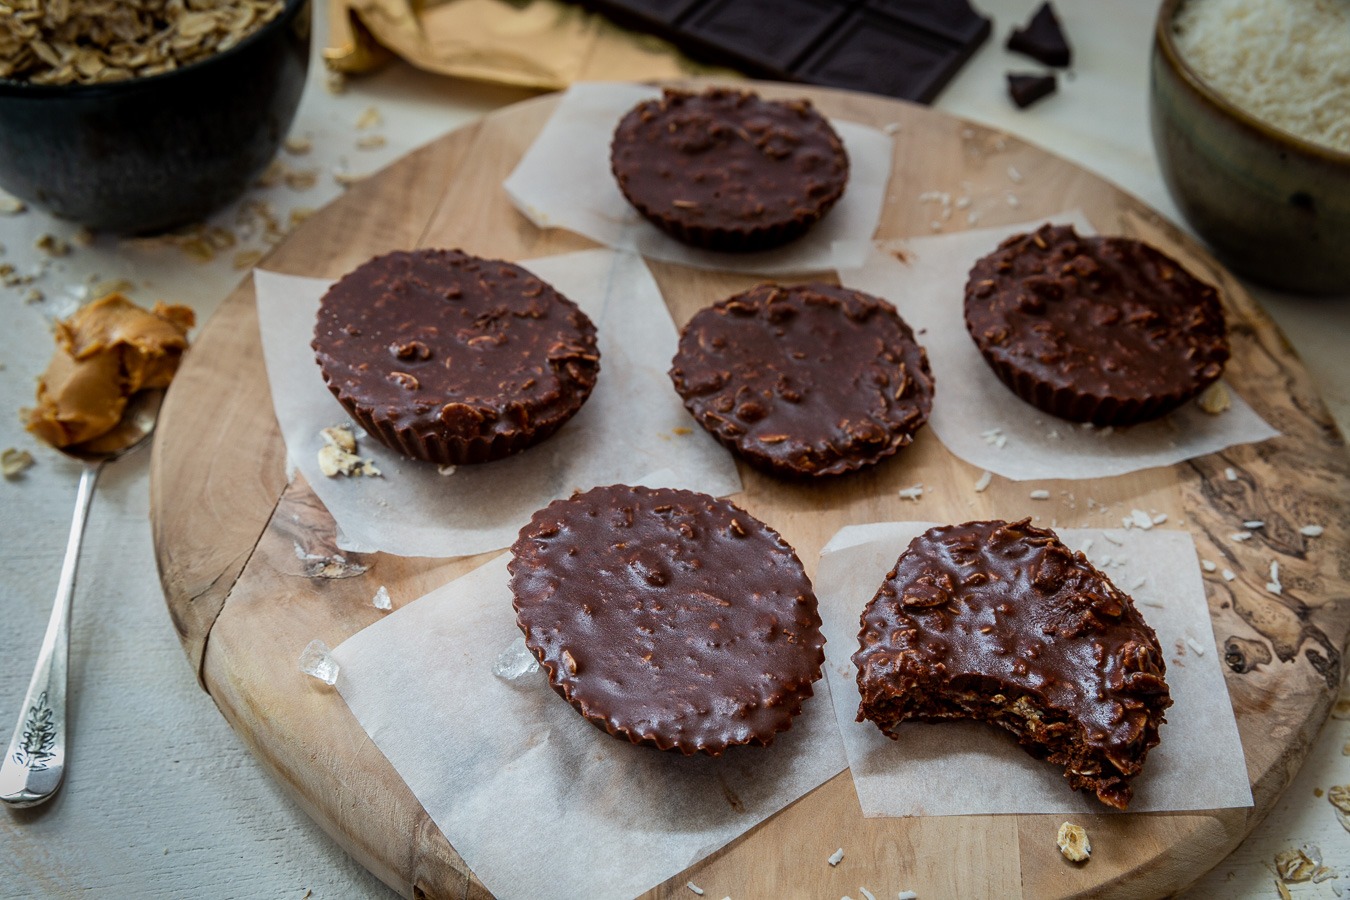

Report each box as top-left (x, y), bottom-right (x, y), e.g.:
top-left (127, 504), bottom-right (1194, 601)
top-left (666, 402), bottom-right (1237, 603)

top-left (1007, 1), bottom-right (1072, 67)
top-left (1007, 72), bottom-right (1057, 109)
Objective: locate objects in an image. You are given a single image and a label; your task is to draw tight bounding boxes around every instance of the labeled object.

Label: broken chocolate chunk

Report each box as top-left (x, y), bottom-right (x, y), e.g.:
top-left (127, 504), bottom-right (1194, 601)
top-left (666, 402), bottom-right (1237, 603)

top-left (1007, 72), bottom-right (1057, 109)
top-left (1007, 1), bottom-right (1072, 68)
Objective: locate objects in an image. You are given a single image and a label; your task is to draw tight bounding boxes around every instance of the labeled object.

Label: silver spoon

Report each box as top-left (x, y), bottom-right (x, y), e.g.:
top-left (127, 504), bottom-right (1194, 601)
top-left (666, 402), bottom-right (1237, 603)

top-left (0, 389), bottom-right (164, 808)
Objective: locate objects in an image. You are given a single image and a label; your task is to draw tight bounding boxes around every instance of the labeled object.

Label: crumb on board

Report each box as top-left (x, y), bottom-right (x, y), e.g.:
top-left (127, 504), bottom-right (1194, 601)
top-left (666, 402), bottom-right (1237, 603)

top-left (828, 847), bottom-right (845, 866)
top-left (686, 881), bottom-right (704, 896)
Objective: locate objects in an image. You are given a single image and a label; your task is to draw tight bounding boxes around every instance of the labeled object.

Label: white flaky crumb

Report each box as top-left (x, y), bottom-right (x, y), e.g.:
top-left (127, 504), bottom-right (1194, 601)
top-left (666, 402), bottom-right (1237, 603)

top-left (1225, 466), bottom-right (1238, 481)
top-left (1222, 569), bottom-right (1236, 582)
top-left (1187, 637), bottom-right (1206, 656)
top-left (686, 882), bottom-right (705, 896)
top-left (372, 586), bottom-right (392, 611)
top-left (897, 893), bottom-right (919, 900)
top-left (1152, 513), bottom-right (1168, 525)
top-left (1029, 489), bottom-right (1051, 500)
top-left (898, 484), bottom-right (924, 501)
top-left (1130, 509), bottom-right (1155, 530)
top-left (1057, 822), bottom-right (1091, 862)
top-left (1301, 524), bottom-right (1325, 537)
top-left (974, 470), bottom-right (993, 492)
top-left (828, 848), bottom-right (845, 867)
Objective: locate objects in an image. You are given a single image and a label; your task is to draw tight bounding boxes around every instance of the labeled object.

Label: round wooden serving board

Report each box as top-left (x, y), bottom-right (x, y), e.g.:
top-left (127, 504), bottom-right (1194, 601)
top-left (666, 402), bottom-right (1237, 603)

top-left (151, 83), bottom-right (1350, 899)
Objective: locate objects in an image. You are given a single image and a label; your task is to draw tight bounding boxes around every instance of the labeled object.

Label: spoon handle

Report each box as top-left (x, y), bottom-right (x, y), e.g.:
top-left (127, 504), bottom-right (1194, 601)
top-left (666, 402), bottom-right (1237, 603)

top-left (0, 461), bottom-right (103, 808)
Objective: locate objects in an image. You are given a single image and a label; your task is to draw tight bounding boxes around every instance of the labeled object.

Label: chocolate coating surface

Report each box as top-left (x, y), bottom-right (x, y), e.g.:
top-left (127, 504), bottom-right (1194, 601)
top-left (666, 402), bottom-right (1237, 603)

top-left (610, 88), bottom-right (849, 251)
top-left (509, 484), bottom-right (825, 755)
top-left (312, 249), bottom-right (599, 464)
top-left (670, 283), bottom-right (934, 477)
top-left (964, 223), bottom-right (1229, 426)
top-left (853, 519), bottom-right (1171, 808)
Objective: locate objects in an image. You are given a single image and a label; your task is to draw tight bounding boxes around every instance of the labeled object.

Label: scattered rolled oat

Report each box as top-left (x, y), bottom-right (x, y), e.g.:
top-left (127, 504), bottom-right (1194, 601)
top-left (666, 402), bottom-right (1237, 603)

top-left (974, 470), bottom-right (993, 492)
top-left (1275, 846), bottom-right (1316, 882)
top-left (1196, 381), bottom-right (1231, 415)
top-left (1056, 822), bottom-right (1090, 862)
top-left (2, 447), bottom-right (35, 478)
top-left (0, 192), bottom-right (26, 214)
top-left (233, 248), bottom-right (265, 270)
top-left (355, 105), bottom-right (383, 130)
top-left (355, 134), bottom-right (386, 151)
top-left (1029, 489), bottom-right (1050, 500)
top-left (1328, 785), bottom-right (1350, 833)
top-left (1276, 879), bottom-right (1292, 900)
top-left (35, 234), bottom-right (71, 257)
top-left (1301, 524), bottom-right (1325, 538)
top-left (284, 168), bottom-right (318, 191)
top-left (333, 169), bottom-right (368, 188)
top-left (283, 135), bottom-right (313, 155)
top-left (828, 848), bottom-right (845, 866)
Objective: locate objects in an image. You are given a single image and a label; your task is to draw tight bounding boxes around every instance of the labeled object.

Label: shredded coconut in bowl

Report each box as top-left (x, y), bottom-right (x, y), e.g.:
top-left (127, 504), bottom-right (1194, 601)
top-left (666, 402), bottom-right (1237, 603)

top-left (1172, 0), bottom-right (1350, 154)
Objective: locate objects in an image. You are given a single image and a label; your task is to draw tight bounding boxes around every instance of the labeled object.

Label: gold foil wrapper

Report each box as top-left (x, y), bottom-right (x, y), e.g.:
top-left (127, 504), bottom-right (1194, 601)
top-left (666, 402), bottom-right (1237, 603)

top-left (325, 0), bottom-right (736, 89)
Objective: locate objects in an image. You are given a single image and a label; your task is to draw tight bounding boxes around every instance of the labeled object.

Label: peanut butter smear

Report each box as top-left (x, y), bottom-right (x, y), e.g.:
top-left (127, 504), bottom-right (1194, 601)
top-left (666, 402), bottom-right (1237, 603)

top-left (26, 292), bottom-right (194, 449)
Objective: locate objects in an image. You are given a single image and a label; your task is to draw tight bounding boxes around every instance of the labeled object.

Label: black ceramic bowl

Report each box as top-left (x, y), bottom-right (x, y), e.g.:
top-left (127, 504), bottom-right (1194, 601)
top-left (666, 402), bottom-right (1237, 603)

top-left (0, 0), bottom-right (310, 234)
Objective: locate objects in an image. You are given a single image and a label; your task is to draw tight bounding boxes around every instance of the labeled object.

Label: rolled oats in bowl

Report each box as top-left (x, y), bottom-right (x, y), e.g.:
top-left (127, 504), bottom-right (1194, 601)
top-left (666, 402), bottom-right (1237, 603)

top-left (0, 0), bottom-right (284, 86)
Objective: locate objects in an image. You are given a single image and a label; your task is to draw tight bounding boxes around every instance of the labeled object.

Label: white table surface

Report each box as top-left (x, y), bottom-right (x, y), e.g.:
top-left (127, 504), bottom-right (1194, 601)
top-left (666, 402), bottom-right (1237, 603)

top-left (2, 1), bottom-right (1347, 897)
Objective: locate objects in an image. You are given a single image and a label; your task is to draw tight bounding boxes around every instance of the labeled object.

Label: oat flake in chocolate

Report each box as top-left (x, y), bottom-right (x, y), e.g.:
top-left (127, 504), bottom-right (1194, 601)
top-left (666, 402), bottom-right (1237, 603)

top-left (312, 249), bottom-right (599, 465)
top-left (670, 283), bottom-right (934, 478)
top-left (610, 87), bottom-right (849, 252)
top-left (964, 223), bottom-right (1229, 426)
top-left (509, 484), bottom-right (826, 756)
top-left (853, 518), bottom-right (1171, 809)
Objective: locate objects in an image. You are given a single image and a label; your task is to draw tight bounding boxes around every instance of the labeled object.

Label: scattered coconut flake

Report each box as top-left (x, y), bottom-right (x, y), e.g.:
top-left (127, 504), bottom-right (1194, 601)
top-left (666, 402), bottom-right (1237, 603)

top-left (298, 639), bottom-right (338, 685)
top-left (897, 484), bottom-right (924, 501)
top-left (2, 447), bottom-right (35, 478)
top-left (1130, 509), bottom-right (1154, 530)
top-left (438, 463), bottom-right (457, 476)
top-left (1007, 164), bottom-right (1023, 183)
top-left (1201, 559), bottom-right (1217, 572)
top-left (1243, 520), bottom-right (1265, 529)
top-left (1301, 524), bottom-right (1325, 537)
top-left (858, 889), bottom-right (876, 900)
top-left (883, 122), bottom-right (902, 135)
top-left (1231, 532), bottom-right (1252, 542)
top-left (1197, 381), bottom-right (1231, 415)
top-left (974, 470), bottom-right (993, 492)
top-left (1029, 489), bottom-right (1051, 500)
top-left (897, 893), bottom-right (918, 900)
top-left (1276, 880), bottom-right (1292, 900)
top-left (1130, 576), bottom-right (1147, 591)
top-left (1222, 569), bottom-right (1236, 582)
top-left (1103, 532), bottom-right (1124, 545)
top-left (1152, 513), bottom-right (1168, 525)
top-left (492, 637), bottom-right (540, 680)
top-left (1098, 554), bottom-right (1113, 567)
top-left (1056, 822), bottom-right (1091, 862)
top-left (1080, 538), bottom-right (1094, 554)
top-left (828, 848), bottom-right (845, 867)
top-left (372, 586), bottom-right (392, 611)
top-left (1187, 637), bottom-right (1206, 656)
top-left (1224, 466), bottom-right (1237, 481)
top-left (1267, 560), bottom-right (1283, 595)
top-left (686, 882), bottom-right (705, 896)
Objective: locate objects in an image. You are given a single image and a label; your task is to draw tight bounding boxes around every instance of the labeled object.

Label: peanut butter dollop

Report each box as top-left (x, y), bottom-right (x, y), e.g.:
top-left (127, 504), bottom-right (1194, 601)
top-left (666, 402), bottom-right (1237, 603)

top-left (26, 292), bottom-right (194, 449)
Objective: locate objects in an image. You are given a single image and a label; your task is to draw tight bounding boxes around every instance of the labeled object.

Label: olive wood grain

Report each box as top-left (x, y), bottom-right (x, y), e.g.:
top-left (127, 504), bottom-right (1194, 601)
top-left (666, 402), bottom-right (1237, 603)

top-left (150, 84), bottom-right (1350, 899)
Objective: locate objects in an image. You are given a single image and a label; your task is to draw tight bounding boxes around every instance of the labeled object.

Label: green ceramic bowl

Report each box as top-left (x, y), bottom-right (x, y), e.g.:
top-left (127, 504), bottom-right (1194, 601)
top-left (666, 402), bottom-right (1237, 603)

top-left (1150, 0), bottom-right (1350, 296)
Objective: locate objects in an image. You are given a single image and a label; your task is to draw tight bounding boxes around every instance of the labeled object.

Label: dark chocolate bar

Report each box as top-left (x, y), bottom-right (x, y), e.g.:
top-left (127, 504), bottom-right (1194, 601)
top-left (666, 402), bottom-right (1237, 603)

top-left (568, 0), bottom-right (992, 104)
top-left (1007, 1), bottom-right (1071, 68)
top-left (1007, 72), bottom-right (1056, 108)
